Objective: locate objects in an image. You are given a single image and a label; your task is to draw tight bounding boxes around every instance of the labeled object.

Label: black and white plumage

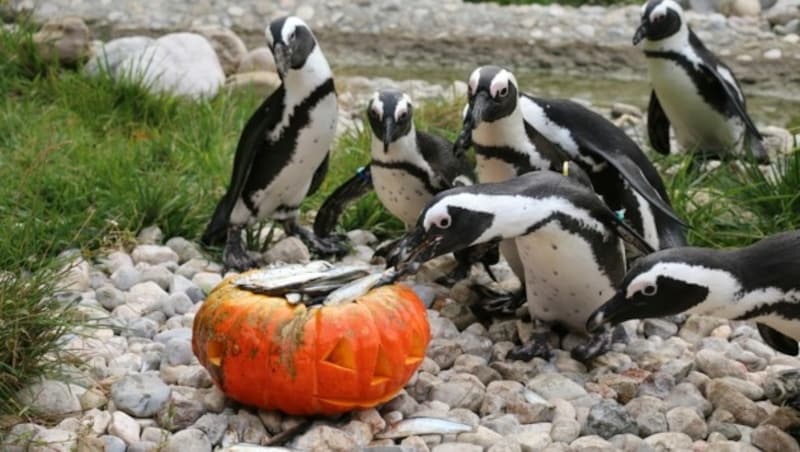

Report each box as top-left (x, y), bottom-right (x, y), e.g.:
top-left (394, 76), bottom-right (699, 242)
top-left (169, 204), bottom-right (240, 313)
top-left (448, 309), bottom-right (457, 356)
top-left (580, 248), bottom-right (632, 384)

top-left (313, 89), bottom-right (495, 279)
top-left (459, 66), bottom-right (686, 253)
top-left (587, 231), bottom-right (800, 355)
top-left (635, 0), bottom-right (768, 163)
top-left (396, 170), bottom-right (654, 359)
top-left (201, 16), bottom-right (341, 270)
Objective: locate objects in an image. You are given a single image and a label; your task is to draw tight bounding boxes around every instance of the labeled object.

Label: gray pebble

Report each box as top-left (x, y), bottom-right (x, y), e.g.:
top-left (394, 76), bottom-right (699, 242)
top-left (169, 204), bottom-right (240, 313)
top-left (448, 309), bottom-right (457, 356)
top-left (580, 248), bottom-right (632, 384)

top-left (111, 374), bottom-right (171, 418)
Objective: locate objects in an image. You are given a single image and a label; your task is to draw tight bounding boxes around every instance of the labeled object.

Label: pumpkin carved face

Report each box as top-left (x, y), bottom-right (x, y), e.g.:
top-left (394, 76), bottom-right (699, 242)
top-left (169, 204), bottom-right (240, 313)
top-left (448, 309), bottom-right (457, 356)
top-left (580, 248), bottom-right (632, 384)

top-left (192, 272), bottom-right (430, 415)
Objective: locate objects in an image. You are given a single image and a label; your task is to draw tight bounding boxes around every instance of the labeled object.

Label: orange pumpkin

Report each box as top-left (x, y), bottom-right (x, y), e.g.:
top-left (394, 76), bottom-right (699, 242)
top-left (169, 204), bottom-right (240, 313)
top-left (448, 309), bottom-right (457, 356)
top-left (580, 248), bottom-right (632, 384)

top-left (192, 272), bottom-right (431, 415)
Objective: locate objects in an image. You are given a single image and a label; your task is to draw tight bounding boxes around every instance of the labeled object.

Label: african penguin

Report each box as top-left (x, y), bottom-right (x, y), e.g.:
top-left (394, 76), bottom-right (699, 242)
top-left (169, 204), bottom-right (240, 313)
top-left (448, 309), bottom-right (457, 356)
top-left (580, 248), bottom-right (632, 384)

top-left (395, 169), bottom-right (654, 360)
top-left (313, 89), bottom-right (496, 280)
top-left (587, 230), bottom-right (800, 356)
top-left (459, 65), bottom-right (686, 253)
top-left (635, 0), bottom-right (768, 163)
top-left (201, 16), bottom-right (342, 270)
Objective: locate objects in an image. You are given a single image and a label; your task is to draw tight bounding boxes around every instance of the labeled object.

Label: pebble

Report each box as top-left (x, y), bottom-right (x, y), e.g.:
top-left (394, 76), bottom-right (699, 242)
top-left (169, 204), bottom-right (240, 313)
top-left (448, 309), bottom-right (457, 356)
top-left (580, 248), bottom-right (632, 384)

top-left (111, 373), bottom-right (171, 417)
top-left (528, 373), bottom-right (588, 401)
top-left (15, 380), bottom-right (83, 419)
top-left (109, 411), bottom-right (141, 445)
top-left (583, 400), bottom-right (637, 439)
top-left (164, 428), bottom-right (211, 452)
top-left (706, 379), bottom-right (767, 426)
top-left (644, 432), bottom-right (694, 451)
top-left (33, 17), bottom-right (91, 66)
top-left (666, 406), bottom-right (708, 440)
top-left (750, 423), bottom-right (800, 451)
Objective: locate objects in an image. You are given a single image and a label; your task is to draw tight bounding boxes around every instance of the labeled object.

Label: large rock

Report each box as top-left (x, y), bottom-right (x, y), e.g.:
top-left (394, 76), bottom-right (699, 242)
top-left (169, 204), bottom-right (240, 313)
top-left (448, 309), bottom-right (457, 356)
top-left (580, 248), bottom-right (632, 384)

top-left (706, 379), bottom-right (767, 426)
top-left (164, 428), bottom-right (211, 452)
top-left (751, 424), bottom-right (800, 452)
top-left (584, 400), bottom-right (638, 439)
top-left (85, 33), bottom-right (225, 100)
top-left (15, 380), bottom-right (83, 419)
top-left (111, 373), bottom-right (171, 417)
top-left (225, 71), bottom-right (282, 98)
top-left (237, 46), bottom-right (277, 73)
top-left (190, 25), bottom-right (247, 75)
top-left (30, 428), bottom-right (77, 452)
top-left (33, 17), bottom-right (91, 66)
top-left (766, 0), bottom-right (800, 25)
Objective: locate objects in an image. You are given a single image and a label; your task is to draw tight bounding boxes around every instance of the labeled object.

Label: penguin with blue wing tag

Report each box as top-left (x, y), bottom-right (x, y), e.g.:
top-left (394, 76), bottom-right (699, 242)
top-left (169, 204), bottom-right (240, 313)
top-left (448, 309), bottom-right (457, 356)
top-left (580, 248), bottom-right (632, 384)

top-left (634, 0), bottom-right (768, 163)
top-left (394, 168), bottom-right (655, 361)
top-left (201, 16), bottom-right (345, 270)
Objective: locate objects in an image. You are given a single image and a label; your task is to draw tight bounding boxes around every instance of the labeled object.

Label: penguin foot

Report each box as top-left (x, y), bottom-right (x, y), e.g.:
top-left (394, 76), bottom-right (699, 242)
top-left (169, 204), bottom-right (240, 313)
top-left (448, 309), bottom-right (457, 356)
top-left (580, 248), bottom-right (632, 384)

top-left (221, 225), bottom-right (261, 271)
top-left (469, 286), bottom-right (526, 320)
top-left (436, 263), bottom-right (470, 287)
top-left (507, 332), bottom-right (552, 361)
top-left (283, 220), bottom-right (349, 257)
top-left (570, 328), bottom-right (613, 362)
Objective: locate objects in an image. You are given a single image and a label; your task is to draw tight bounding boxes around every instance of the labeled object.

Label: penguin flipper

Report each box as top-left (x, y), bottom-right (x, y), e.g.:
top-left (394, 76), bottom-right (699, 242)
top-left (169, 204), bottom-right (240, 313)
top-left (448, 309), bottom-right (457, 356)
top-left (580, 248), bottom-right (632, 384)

top-left (647, 91), bottom-right (671, 156)
top-left (308, 154), bottom-right (330, 198)
top-left (312, 166), bottom-right (374, 237)
top-left (599, 206), bottom-right (655, 256)
top-left (581, 142), bottom-right (687, 228)
top-left (418, 131), bottom-right (475, 188)
top-left (757, 323), bottom-right (799, 356)
top-left (202, 90), bottom-right (285, 246)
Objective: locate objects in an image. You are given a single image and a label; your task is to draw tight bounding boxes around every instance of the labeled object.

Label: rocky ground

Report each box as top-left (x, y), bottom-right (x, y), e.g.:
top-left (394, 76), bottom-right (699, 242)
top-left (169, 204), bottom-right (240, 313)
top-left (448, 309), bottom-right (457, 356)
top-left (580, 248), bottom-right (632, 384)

top-left (6, 0), bottom-right (800, 95)
top-left (5, 225), bottom-right (800, 452)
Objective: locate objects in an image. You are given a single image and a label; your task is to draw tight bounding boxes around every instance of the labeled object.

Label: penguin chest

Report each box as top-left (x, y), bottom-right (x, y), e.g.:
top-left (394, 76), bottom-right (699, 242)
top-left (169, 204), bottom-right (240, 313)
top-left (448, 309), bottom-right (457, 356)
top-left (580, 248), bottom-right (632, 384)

top-left (648, 58), bottom-right (741, 152)
top-left (515, 222), bottom-right (623, 333)
top-left (244, 93), bottom-right (338, 221)
top-left (372, 165), bottom-right (433, 227)
top-left (476, 155), bottom-right (519, 184)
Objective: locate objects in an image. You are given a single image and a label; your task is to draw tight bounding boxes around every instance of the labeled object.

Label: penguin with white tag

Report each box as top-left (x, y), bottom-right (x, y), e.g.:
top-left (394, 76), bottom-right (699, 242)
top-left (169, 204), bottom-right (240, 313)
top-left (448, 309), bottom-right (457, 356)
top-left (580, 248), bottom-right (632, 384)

top-left (395, 166), bottom-right (654, 360)
top-left (201, 16), bottom-right (344, 270)
top-left (634, 0), bottom-right (768, 163)
top-left (587, 230), bottom-right (800, 356)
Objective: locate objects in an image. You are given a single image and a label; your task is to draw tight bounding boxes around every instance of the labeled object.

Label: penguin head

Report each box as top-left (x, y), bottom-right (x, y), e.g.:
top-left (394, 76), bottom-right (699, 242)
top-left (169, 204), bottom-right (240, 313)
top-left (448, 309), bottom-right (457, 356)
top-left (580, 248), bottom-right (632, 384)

top-left (367, 90), bottom-right (414, 153)
top-left (455, 66), bottom-right (519, 150)
top-left (586, 248), bottom-right (738, 333)
top-left (394, 188), bottom-right (501, 266)
top-left (266, 16), bottom-right (318, 78)
top-left (634, 0), bottom-right (686, 46)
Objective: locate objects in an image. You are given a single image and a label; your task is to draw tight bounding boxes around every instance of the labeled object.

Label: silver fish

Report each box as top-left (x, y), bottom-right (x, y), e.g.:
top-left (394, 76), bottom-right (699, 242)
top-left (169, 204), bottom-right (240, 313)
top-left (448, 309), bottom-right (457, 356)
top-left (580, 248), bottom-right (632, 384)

top-left (375, 417), bottom-right (474, 439)
top-left (322, 267), bottom-right (404, 306)
top-left (234, 262), bottom-right (370, 296)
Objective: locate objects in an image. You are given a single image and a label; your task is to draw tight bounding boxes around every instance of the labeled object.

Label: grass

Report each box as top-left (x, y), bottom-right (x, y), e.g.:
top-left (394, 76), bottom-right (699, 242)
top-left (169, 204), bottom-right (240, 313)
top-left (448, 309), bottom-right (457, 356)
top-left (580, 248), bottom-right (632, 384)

top-left (1, 19), bottom-right (799, 422)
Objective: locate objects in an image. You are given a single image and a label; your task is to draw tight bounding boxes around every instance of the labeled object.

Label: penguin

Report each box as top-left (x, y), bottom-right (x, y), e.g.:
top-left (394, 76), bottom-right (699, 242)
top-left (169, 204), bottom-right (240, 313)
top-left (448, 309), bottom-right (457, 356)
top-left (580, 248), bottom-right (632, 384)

top-left (394, 168), bottom-right (655, 360)
top-left (458, 65), bottom-right (686, 253)
top-left (455, 66), bottom-right (686, 313)
top-left (201, 16), bottom-right (343, 270)
top-left (586, 230), bottom-right (800, 356)
top-left (634, 0), bottom-right (768, 163)
top-left (313, 89), bottom-right (497, 280)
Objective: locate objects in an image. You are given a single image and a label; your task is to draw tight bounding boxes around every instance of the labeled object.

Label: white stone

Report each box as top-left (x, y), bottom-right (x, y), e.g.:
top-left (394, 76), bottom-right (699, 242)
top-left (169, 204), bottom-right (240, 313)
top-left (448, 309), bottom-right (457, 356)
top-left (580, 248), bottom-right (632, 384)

top-left (109, 411), bottom-right (141, 445)
top-left (764, 48), bottom-right (783, 59)
top-left (86, 33), bottom-right (225, 100)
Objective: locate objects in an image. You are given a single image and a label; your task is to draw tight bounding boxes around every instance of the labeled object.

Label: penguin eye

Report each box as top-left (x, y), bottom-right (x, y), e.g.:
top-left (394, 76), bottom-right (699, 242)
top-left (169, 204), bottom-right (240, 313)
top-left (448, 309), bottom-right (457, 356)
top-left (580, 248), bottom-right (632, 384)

top-left (641, 284), bottom-right (657, 296)
top-left (498, 86), bottom-right (509, 98)
top-left (290, 31), bottom-right (297, 40)
top-left (398, 111), bottom-right (408, 121)
top-left (435, 216), bottom-right (451, 229)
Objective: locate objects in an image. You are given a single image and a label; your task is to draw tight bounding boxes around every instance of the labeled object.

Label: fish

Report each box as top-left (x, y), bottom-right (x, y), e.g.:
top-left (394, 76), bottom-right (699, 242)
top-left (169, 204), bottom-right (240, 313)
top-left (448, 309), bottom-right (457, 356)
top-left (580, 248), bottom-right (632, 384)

top-left (233, 261), bottom-right (370, 296)
top-left (375, 417), bottom-right (474, 439)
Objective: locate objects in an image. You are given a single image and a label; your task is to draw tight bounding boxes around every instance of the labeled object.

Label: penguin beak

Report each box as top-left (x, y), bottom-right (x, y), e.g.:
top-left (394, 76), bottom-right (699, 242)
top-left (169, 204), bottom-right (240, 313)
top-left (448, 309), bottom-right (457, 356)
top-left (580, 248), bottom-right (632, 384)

top-left (586, 292), bottom-right (625, 334)
top-left (470, 91), bottom-right (490, 127)
top-left (273, 43), bottom-right (290, 78)
top-left (389, 227), bottom-right (444, 270)
top-left (633, 22), bottom-right (648, 45)
top-left (382, 117), bottom-right (394, 153)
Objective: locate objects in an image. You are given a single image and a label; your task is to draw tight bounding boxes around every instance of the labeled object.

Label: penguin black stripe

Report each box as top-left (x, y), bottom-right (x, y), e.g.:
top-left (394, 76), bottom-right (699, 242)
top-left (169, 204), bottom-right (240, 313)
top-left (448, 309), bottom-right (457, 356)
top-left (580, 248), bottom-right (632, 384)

top-left (643, 48), bottom-right (735, 119)
top-left (736, 302), bottom-right (800, 322)
top-left (474, 145), bottom-right (539, 175)
top-left (370, 160), bottom-right (440, 195)
top-left (241, 78), bottom-right (336, 213)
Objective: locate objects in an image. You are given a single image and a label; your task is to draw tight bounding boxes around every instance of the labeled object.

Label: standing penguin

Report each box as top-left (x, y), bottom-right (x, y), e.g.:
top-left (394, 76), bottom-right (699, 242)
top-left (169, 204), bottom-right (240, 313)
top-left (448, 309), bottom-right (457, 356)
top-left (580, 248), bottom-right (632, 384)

top-left (202, 16), bottom-right (343, 270)
top-left (634, 0), bottom-right (768, 163)
top-left (587, 230), bottom-right (800, 356)
top-left (313, 89), bottom-right (496, 280)
top-left (458, 65), bottom-right (686, 253)
top-left (394, 169), bottom-right (654, 360)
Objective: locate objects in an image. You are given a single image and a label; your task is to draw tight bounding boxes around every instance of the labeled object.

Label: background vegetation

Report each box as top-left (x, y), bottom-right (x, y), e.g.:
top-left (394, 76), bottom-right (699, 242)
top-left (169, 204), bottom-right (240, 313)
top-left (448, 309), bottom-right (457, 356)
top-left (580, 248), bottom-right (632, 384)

top-left (1, 22), bottom-right (798, 419)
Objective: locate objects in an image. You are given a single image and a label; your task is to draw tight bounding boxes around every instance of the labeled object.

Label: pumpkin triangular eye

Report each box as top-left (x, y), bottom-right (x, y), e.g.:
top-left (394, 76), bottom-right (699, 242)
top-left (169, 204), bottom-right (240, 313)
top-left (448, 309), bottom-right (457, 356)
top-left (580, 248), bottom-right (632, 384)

top-left (405, 329), bottom-right (426, 366)
top-left (374, 345), bottom-right (394, 379)
top-left (323, 337), bottom-right (356, 372)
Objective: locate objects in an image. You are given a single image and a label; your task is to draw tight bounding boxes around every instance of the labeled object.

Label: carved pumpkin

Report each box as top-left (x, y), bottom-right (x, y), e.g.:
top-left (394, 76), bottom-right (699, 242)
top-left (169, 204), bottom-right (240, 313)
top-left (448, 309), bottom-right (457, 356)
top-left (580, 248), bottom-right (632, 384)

top-left (192, 272), bottom-right (430, 415)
